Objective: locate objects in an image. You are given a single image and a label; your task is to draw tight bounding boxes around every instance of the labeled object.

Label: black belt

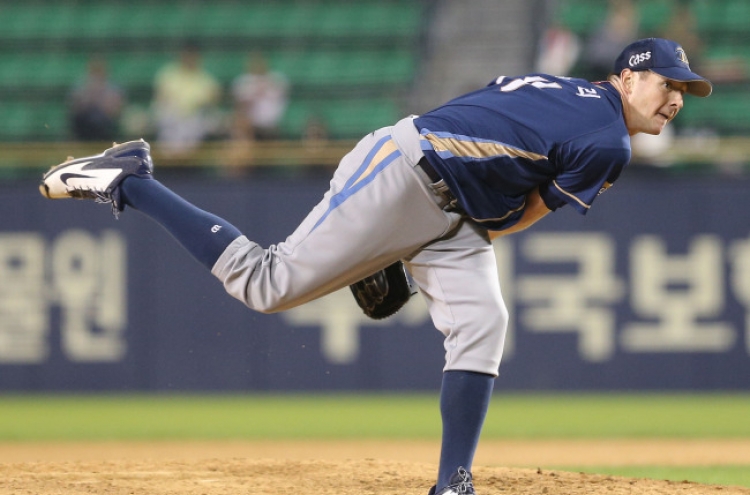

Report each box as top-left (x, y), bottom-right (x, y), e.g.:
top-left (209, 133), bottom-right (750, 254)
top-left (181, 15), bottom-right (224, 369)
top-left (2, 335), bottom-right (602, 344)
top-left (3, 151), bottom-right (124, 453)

top-left (417, 156), bottom-right (442, 183)
top-left (417, 156), bottom-right (462, 213)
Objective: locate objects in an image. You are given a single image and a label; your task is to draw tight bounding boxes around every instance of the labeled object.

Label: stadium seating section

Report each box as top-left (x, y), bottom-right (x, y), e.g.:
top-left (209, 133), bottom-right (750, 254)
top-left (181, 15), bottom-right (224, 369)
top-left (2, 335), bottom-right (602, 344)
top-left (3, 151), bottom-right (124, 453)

top-left (557, 0), bottom-right (750, 135)
top-left (3, 1), bottom-right (748, 142)
top-left (0, 1), bottom-right (426, 141)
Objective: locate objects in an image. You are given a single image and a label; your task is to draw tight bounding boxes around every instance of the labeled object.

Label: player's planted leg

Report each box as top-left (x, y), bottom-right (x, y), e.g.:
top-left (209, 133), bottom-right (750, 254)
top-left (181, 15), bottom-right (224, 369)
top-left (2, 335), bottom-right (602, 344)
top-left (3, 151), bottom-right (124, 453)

top-left (429, 466), bottom-right (475, 495)
top-left (433, 370), bottom-right (494, 494)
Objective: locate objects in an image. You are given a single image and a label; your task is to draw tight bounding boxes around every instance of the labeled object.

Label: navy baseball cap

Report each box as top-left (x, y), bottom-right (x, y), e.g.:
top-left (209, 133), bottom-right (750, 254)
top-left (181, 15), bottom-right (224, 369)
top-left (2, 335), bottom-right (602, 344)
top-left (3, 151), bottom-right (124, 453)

top-left (613, 38), bottom-right (712, 97)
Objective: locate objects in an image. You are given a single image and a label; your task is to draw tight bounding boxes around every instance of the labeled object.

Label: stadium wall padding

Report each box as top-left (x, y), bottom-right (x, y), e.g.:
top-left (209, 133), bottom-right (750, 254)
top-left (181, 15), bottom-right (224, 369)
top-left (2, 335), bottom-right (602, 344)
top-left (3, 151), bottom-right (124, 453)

top-left (2, 171), bottom-right (750, 391)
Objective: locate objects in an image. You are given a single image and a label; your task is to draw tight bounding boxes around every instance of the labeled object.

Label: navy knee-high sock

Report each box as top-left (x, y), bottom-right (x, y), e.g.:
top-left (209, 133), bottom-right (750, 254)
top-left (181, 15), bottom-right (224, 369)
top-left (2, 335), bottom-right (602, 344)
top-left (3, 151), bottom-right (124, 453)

top-left (437, 370), bottom-right (495, 490)
top-left (120, 177), bottom-right (242, 270)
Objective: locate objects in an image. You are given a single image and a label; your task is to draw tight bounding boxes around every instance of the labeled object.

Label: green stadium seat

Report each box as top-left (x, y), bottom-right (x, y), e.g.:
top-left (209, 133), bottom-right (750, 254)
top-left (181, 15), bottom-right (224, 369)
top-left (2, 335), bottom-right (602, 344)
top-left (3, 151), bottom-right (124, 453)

top-left (202, 52), bottom-right (249, 84)
top-left (72, 3), bottom-right (123, 39)
top-left (267, 49), bottom-right (416, 87)
top-left (692, 0), bottom-right (727, 33)
top-left (0, 3), bottom-right (78, 39)
top-left (636, 0), bottom-right (673, 34)
top-left (0, 53), bottom-right (89, 89)
top-left (679, 91), bottom-right (750, 134)
top-left (35, 103), bottom-right (69, 140)
top-left (269, 51), bottom-right (312, 84)
top-left (0, 102), bottom-right (37, 140)
top-left (192, 2), bottom-right (288, 38)
top-left (280, 101), bottom-right (317, 138)
top-left (0, 1), bottom-right (425, 143)
top-left (324, 50), bottom-right (411, 85)
top-left (680, 0), bottom-right (750, 36)
top-left (723, 0), bottom-right (750, 32)
top-left (121, 3), bottom-right (196, 39)
top-left (107, 52), bottom-right (173, 88)
top-left (277, 3), bottom-right (321, 38)
top-left (0, 101), bottom-right (67, 141)
top-left (357, 2), bottom-right (422, 37)
top-left (322, 98), bottom-right (401, 138)
top-left (703, 42), bottom-right (750, 66)
top-left (281, 97), bottom-right (401, 139)
top-left (557, 0), bottom-right (609, 35)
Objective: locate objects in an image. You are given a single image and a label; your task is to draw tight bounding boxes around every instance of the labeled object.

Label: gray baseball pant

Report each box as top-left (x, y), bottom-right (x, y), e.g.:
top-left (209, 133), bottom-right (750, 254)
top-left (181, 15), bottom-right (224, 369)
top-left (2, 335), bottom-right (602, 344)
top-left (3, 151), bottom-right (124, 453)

top-left (212, 117), bottom-right (508, 375)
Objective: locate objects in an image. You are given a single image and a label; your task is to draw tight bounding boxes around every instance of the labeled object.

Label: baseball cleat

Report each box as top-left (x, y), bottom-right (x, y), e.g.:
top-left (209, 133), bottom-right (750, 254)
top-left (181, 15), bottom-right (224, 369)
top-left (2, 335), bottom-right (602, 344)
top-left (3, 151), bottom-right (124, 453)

top-left (428, 467), bottom-right (476, 495)
top-left (39, 139), bottom-right (153, 216)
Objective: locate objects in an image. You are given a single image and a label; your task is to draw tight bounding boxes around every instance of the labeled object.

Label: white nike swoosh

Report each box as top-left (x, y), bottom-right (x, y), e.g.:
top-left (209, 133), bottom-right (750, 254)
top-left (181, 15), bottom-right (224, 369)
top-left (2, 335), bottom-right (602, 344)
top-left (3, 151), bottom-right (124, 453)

top-left (53, 160), bottom-right (122, 190)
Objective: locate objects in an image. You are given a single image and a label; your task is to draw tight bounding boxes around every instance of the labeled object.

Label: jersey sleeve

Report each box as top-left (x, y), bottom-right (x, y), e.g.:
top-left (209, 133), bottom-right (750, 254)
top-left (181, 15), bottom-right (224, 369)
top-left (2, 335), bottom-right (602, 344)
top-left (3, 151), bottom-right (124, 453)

top-left (539, 135), bottom-right (630, 214)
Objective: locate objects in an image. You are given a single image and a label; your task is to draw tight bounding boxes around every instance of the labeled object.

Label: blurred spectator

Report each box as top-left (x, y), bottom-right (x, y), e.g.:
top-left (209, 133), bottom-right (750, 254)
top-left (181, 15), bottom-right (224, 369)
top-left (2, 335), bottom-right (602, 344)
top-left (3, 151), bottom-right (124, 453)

top-left (630, 0), bottom-right (746, 168)
top-left (223, 51), bottom-right (290, 175)
top-left (231, 51), bottom-right (289, 141)
top-left (68, 57), bottom-right (124, 141)
top-left (661, 0), bottom-right (702, 62)
top-left (535, 23), bottom-right (581, 76)
top-left (301, 114), bottom-right (333, 175)
top-left (661, 0), bottom-right (746, 84)
top-left (580, 0), bottom-right (639, 79)
top-left (302, 114), bottom-right (328, 144)
top-left (152, 40), bottom-right (221, 158)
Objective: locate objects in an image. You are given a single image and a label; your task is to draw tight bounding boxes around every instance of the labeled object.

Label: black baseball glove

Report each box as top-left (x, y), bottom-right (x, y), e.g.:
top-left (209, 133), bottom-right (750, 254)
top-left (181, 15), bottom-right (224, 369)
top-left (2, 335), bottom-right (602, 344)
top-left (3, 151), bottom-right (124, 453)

top-left (350, 261), bottom-right (416, 320)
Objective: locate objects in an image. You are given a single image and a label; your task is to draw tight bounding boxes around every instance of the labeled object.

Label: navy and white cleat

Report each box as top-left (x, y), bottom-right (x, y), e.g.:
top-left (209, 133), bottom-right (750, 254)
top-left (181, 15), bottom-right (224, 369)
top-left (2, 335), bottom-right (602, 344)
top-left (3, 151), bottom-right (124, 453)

top-left (39, 139), bottom-right (153, 217)
top-left (428, 467), bottom-right (476, 495)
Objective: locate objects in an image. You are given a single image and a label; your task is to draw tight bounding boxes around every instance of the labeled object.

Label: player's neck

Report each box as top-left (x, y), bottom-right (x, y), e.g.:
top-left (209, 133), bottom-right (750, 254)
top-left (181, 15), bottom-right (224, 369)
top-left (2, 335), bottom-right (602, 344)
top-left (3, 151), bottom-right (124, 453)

top-left (607, 75), bottom-right (638, 137)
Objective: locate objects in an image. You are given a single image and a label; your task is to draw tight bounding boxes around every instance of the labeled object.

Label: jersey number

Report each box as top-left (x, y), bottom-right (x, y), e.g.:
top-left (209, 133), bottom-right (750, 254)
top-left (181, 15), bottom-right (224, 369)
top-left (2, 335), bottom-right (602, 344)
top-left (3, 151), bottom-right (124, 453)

top-left (497, 76), bottom-right (562, 92)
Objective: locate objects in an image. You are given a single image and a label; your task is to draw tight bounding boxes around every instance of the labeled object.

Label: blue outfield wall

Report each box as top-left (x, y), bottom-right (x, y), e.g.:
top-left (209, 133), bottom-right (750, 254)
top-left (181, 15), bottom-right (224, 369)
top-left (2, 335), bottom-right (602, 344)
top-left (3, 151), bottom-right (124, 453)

top-left (1, 170), bottom-right (750, 391)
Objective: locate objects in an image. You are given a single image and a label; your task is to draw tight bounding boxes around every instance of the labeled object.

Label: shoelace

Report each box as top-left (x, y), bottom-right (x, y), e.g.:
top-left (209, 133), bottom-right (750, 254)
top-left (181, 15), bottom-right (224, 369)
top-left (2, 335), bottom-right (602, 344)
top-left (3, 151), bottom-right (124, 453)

top-left (451, 467), bottom-right (474, 494)
top-left (71, 187), bottom-right (121, 218)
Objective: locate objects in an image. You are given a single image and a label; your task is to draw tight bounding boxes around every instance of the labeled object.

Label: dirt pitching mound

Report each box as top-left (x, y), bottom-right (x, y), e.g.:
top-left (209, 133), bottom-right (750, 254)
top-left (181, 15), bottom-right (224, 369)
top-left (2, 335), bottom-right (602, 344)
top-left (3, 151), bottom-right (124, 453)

top-left (2, 458), bottom-right (750, 495)
top-left (2, 439), bottom-right (750, 494)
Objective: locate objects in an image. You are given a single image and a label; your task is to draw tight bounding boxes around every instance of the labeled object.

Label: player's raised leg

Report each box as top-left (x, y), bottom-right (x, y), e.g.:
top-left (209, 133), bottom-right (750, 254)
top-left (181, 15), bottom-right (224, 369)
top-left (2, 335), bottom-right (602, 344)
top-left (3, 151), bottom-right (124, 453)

top-left (40, 123), bottom-right (458, 314)
top-left (39, 140), bottom-right (243, 270)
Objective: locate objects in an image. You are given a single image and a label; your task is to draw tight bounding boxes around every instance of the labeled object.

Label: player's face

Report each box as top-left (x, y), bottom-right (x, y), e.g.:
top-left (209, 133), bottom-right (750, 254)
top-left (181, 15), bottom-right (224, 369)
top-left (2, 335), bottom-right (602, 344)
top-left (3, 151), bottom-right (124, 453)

top-left (623, 70), bottom-right (687, 136)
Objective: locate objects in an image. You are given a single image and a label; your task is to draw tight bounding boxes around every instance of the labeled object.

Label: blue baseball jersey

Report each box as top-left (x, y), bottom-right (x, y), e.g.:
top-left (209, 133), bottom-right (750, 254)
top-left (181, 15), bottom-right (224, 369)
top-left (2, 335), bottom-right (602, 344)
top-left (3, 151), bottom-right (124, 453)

top-left (413, 74), bottom-right (631, 230)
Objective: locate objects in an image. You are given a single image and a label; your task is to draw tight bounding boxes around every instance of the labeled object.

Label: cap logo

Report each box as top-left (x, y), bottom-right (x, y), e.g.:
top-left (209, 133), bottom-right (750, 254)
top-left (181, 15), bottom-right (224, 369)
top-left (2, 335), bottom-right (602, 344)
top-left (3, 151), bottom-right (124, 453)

top-left (628, 51), bottom-right (651, 67)
top-left (676, 47), bottom-right (689, 66)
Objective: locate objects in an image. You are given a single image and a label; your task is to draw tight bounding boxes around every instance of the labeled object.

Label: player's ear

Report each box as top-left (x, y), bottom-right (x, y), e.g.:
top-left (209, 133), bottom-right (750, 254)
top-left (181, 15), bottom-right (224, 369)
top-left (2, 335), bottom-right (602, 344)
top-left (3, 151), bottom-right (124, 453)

top-left (620, 69), bottom-right (635, 94)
